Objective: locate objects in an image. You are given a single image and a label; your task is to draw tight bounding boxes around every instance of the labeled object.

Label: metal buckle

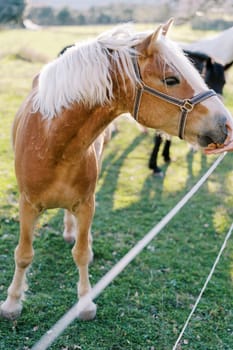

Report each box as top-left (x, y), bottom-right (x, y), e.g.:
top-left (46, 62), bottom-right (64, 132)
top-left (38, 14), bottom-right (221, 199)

top-left (181, 100), bottom-right (194, 112)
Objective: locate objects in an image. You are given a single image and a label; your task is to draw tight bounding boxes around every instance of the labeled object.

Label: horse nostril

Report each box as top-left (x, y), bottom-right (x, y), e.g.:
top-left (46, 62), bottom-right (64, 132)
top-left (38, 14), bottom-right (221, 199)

top-left (220, 115), bottom-right (227, 127)
top-left (198, 116), bottom-right (228, 147)
top-left (198, 135), bottom-right (213, 147)
top-left (219, 117), bottom-right (228, 138)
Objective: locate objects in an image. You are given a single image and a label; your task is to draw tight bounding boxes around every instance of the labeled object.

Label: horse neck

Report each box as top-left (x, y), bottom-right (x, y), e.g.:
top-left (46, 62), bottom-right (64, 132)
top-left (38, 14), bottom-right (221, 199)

top-left (85, 75), bottom-right (135, 144)
top-left (50, 84), bottom-right (135, 156)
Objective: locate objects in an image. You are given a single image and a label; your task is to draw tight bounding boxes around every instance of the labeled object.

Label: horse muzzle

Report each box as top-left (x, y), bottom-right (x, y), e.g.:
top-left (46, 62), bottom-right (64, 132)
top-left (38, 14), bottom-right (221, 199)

top-left (197, 115), bottom-right (228, 147)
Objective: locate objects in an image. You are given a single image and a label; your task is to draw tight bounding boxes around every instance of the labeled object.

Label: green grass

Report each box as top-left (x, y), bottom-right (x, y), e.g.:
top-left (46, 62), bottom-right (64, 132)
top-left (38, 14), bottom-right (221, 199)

top-left (0, 23), bottom-right (233, 350)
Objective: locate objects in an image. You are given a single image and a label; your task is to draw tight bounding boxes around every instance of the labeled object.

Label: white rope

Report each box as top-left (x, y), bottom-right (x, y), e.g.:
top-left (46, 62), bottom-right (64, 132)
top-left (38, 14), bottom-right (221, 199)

top-left (172, 221), bottom-right (233, 350)
top-left (31, 152), bottom-right (226, 350)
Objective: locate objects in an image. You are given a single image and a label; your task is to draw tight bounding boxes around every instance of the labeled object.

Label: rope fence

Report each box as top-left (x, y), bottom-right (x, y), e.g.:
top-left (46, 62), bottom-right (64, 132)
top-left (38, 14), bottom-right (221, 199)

top-left (32, 152), bottom-right (230, 350)
top-left (172, 221), bottom-right (233, 350)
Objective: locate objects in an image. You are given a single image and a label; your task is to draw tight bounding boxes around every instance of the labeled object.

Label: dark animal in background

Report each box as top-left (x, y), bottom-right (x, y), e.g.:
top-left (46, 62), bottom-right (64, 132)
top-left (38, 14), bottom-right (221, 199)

top-left (148, 50), bottom-right (232, 176)
top-left (185, 50), bottom-right (227, 95)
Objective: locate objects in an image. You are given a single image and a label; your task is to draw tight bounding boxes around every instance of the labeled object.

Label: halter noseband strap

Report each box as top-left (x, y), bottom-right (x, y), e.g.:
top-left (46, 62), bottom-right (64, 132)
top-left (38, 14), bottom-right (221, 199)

top-left (132, 55), bottom-right (216, 140)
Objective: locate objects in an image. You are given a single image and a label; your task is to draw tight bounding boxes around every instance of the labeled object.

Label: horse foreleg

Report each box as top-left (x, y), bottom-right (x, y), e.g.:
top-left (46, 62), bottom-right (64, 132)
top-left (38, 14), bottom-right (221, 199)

top-left (162, 139), bottom-right (171, 162)
top-left (63, 210), bottom-right (76, 243)
top-left (0, 195), bottom-right (38, 320)
top-left (72, 196), bottom-right (96, 320)
top-left (148, 133), bottom-right (163, 174)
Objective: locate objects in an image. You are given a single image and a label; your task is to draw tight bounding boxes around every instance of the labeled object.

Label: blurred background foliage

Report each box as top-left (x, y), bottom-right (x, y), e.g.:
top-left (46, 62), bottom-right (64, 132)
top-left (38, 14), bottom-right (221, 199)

top-left (1, 0), bottom-right (233, 30)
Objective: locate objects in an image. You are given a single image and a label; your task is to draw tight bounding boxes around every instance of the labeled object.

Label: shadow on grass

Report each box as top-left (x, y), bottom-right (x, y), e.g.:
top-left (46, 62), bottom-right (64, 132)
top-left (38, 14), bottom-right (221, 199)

top-left (1, 133), bottom-right (233, 350)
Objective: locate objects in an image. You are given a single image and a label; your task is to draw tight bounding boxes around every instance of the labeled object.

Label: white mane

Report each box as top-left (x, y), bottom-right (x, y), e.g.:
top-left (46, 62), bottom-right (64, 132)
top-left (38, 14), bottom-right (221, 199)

top-left (32, 24), bottom-right (207, 120)
top-left (33, 25), bottom-right (143, 119)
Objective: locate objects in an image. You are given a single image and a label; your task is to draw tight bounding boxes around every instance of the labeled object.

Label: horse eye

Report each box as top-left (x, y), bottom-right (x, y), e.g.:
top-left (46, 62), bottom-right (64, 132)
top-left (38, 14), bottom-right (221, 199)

top-left (162, 76), bottom-right (180, 86)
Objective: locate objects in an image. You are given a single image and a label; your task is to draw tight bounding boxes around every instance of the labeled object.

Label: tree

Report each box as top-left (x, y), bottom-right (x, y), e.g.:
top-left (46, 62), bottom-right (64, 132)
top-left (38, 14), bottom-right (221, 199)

top-left (57, 7), bottom-right (74, 25)
top-left (0, 0), bottom-right (26, 25)
top-left (28, 7), bottom-right (55, 26)
top-left (97, 12), bottom-right (112, 24)
top-left (174, 0), bottom-right (233, 23)
top-left (76, 14), bottom-right (86, 25)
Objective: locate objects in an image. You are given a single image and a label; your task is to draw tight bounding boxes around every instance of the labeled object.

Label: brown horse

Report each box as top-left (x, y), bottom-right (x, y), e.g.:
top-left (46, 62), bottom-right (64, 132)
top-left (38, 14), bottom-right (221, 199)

top-left (1, 20), bottom-right (232, 321)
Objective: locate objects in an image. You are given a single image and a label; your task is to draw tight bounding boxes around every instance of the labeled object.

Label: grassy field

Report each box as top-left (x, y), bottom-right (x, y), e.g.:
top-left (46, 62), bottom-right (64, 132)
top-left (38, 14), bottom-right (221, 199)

top-left (0, 23), bottom-right (233, 350)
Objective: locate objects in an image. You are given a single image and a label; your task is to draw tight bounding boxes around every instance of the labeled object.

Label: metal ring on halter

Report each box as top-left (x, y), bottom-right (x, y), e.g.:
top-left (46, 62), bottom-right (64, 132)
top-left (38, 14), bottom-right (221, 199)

top-left (181, 100), bottom-right (194, 112)
top-left (178, 90), bottom-right (216, 139)
top-left (131, 55), bottom-right (217, 140)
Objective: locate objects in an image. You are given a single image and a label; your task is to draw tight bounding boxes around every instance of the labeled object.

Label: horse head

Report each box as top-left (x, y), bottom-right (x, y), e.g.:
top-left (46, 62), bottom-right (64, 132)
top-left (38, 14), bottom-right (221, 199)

top-left (132, 19), bottom-right (233, 148)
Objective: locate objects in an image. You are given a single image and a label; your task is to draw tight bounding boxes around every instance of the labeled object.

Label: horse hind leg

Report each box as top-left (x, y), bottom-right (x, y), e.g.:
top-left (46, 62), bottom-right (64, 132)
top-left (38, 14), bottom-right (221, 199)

top-left (0, 195), bottom-right (39, 320)
top-left (71, 196), bottom-right (96, 321)
top-left (63, 210), bottom-right (76, 243)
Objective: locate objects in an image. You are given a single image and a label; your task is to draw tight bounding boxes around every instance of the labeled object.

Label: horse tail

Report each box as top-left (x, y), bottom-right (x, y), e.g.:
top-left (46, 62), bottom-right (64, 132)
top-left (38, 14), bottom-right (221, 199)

top-left (12, 74), bottom-right (40, 151)
top-left (12, 108), bottom-right (21, 151)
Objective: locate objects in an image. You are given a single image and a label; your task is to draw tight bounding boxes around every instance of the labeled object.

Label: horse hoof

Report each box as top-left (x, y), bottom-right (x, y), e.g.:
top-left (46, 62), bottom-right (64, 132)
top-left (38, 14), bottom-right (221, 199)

top-left (0, 301), bottom-right (23, 320)
top-left (164, 157), bottom-right (171, 163)
top-left (77, 299), bottom-right (97, 321)
top-left (64, 236), bottom-right (75, 244)
top-left (63, 231), bottom-right (76, 244)
top-left (152, 170), bottom-right (164, 178)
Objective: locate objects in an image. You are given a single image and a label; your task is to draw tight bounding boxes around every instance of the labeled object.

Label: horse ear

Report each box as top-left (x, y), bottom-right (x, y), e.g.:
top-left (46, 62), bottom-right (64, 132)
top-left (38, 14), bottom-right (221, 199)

top-left (146, 19), bottom-right (174, 55)
top-left (146, 25), bottom-right (162, 55)
top-left (206, 57), bottom-right (212, 68)
top-left (162, 18), bottom-right (174, 36)
top-left (163, 17), bottom-right (174, 35)
top-left (224, 62), bottom-right (233, 71)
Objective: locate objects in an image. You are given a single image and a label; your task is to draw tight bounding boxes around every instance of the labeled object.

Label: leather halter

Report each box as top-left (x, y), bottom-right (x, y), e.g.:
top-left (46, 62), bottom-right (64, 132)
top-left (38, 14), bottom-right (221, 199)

top-left (131, 55), bottom-right (217, 139)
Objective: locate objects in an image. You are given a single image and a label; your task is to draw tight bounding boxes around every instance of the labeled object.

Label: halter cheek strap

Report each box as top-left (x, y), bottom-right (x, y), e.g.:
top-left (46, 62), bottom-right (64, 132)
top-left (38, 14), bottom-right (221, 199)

top-left (177, 90), bottom-right (217, 139)
top-left (132, 55), bottom-right (216, 140)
